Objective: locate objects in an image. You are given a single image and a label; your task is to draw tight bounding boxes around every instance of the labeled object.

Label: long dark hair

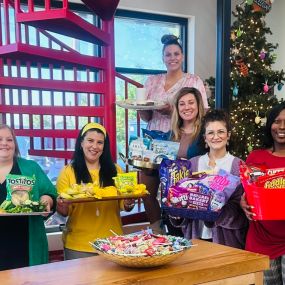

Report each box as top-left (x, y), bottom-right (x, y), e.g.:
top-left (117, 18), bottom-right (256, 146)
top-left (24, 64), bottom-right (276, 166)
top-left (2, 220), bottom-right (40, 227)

top-left (161, 34), bottom-right (183, 54)
top-left (263, 102), bottom-right (285, 149)
top-left (71, 126), bottom-right (117, 186)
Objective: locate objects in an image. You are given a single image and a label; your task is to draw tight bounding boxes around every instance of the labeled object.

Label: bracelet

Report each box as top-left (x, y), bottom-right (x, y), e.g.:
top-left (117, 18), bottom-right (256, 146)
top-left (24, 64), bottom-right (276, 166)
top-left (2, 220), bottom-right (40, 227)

top-left (169, 215), bottom-right (182, 220)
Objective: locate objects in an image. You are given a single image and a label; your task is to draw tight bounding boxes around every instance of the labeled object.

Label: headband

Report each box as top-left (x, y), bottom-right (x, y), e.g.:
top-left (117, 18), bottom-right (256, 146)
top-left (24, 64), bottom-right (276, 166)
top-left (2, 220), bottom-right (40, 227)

top-left (81, 123), bottom-right (106, 137)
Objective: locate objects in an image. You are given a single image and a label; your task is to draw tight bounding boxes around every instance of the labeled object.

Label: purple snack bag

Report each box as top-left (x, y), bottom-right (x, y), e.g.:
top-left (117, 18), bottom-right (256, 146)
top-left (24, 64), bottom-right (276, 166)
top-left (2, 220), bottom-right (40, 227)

top-left (167, 185), bottom-right (193, 208)
top-left (159, 159), bottom-right (192, 201)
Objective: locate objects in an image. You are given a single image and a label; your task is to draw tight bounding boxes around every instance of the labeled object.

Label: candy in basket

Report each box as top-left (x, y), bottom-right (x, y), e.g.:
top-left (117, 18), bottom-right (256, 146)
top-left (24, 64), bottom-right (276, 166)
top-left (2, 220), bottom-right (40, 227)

top-left (91, 232), bottom-right (192, 268)
top-left (160, 159), bottom-right (240, 221)
top-left (240, 164), bottom-right (285, 220)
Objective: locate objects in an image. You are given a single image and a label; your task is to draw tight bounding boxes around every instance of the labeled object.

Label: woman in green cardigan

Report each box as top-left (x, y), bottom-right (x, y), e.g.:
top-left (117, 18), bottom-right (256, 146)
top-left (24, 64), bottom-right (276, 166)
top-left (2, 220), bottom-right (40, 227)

top-left (0, 124), bottom-right (57, 270)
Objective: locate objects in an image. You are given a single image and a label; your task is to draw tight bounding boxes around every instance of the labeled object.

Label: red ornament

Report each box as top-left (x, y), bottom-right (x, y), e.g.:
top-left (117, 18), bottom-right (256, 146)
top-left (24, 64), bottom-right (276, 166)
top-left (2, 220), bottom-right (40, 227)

top-left (252, 0), bottom-right (271, 12)
top-left (235, 55), bottom-right (249, 77)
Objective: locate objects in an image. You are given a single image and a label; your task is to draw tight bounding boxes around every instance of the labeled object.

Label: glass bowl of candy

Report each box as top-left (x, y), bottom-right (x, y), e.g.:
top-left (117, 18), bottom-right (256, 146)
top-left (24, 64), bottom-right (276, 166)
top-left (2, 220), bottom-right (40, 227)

top-left (91, 232), bottom-right (192, 268)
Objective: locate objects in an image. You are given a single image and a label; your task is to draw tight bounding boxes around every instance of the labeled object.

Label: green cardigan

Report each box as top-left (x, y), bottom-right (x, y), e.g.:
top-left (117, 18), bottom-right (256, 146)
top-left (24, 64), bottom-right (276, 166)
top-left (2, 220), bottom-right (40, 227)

top-left (17, 157), bottom-right (58, 266)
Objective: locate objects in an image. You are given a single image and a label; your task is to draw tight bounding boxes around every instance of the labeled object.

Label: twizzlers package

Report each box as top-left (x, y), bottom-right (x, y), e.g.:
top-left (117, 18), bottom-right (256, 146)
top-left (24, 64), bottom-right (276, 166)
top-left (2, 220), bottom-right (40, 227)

top-left (159, 159), bottom-right (192, 200)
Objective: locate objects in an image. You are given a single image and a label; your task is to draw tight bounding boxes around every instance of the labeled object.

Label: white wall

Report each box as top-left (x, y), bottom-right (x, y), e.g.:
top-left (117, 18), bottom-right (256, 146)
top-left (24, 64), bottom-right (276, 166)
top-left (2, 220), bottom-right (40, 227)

top-left (266, 0), bottom-right (285, 100)
top-left (118, 0), bottom-right (217, 81)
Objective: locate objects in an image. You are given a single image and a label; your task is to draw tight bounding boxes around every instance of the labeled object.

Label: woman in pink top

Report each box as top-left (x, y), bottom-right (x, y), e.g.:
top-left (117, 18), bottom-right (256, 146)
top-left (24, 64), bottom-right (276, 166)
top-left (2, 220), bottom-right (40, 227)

top-left (139, 35), bottom-right (209, 234)
top-left (240, 103), bottom-right (285, 284)
top-left (139, 34), bottom-right (208, 132)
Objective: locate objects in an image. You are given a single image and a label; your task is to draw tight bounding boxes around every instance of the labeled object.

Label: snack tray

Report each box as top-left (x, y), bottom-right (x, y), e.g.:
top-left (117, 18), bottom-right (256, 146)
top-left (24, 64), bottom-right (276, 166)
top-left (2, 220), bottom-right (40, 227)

top-left (0, 211), bottom-right (52, 216)
top-left (129, 159), bottom-right (159, 170)
top-left (116, 100), bottom-right (167, 110)
top-left (61, 193), bottom-right (148, 203)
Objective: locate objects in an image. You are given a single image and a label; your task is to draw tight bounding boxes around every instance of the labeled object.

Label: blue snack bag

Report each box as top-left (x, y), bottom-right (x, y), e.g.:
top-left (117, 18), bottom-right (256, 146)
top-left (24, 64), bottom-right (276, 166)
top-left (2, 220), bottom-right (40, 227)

top-left (142, 128), bottom-right (171, 141)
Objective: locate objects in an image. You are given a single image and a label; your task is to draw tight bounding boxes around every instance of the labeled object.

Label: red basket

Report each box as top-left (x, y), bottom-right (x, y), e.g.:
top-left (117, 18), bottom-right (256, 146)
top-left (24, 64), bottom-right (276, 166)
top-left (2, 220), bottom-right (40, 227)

top-left (243, 180), bottom-right (285, 220)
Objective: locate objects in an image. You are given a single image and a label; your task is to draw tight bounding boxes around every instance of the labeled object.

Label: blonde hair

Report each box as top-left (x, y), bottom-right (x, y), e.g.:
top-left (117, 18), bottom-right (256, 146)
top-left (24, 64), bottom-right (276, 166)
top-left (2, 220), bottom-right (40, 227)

top-left (0, 124), bottom-right (20, 158)
top-left (171, 87), bottom-right (205, 142)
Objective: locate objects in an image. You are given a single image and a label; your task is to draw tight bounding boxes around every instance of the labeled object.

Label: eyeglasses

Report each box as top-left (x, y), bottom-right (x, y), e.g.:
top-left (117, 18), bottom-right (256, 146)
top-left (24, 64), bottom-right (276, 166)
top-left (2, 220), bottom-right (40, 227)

top-left (205, 129), bottom-right (228, 139)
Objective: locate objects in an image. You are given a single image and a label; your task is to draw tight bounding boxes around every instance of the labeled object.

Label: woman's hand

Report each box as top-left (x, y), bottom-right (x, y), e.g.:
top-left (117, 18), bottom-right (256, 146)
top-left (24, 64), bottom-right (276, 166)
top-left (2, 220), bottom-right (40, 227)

top-left (138, 110), bottom-right (153, 122)
top-left (56, 196), bottom-right (70, 217)
top-left (123, 199), bottom-right (135, 212)
top-left (40, 195), bottom-right (54, 212)
top-left (156, 103), bottom-right (173, 115)
top-left (240, 193), bottom-right (255, 220)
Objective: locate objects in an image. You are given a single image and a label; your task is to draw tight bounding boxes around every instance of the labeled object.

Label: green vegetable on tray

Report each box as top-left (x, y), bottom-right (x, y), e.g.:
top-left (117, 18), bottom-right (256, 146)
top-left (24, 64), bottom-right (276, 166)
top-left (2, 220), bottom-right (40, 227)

top-left (0, 199), bottom-right (47, 213)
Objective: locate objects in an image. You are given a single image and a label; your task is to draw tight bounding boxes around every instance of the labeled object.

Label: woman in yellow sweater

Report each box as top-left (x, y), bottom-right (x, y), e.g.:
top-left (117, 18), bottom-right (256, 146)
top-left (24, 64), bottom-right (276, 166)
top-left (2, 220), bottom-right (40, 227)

top-left (56, 123), bottom-right (134, 260)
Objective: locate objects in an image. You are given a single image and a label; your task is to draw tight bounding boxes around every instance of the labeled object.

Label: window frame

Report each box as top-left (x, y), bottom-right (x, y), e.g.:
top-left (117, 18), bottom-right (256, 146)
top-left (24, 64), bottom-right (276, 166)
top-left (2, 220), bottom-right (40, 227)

top-left (114, 9), bottom-right (188, 75)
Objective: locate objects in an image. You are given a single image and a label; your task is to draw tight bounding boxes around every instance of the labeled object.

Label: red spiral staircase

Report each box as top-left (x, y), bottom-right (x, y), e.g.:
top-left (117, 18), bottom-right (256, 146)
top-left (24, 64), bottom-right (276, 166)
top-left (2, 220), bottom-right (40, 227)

top-left (0, 0), bottom-right (120, 160)
top-left (0, 0), bottom-right (148, 262)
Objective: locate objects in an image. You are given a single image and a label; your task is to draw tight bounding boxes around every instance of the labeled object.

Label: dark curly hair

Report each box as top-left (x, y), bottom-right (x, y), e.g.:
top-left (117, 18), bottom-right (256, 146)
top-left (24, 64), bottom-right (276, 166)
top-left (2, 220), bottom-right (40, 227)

top-left (71, 126), bottom-right (117, 187)
top-left (198, 109), bottom-right (232, 152)
top-left (161, 34), bottom-right (183, 54)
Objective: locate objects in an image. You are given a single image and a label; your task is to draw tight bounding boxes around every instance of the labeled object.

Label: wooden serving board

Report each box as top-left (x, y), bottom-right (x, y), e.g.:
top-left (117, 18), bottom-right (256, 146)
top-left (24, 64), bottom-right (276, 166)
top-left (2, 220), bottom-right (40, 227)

top-left (61, 193), bottom-right (148, 203)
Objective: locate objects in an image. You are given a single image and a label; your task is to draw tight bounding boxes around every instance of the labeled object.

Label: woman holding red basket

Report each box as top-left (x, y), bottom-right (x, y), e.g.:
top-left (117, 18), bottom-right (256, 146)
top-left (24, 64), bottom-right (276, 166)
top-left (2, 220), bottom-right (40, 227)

top-left (240, 102), bottom-right (285, 285)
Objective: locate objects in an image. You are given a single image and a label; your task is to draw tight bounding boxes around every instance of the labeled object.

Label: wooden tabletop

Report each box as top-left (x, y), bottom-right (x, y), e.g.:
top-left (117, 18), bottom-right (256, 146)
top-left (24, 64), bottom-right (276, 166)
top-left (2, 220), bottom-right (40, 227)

top-left (0, 240), bottom-right (269, 285)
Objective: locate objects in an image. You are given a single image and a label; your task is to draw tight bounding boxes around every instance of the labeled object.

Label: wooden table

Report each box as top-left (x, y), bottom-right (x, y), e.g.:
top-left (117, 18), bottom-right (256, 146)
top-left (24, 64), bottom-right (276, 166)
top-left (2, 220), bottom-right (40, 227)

top-left (0, 240), bottom-right (269, 285)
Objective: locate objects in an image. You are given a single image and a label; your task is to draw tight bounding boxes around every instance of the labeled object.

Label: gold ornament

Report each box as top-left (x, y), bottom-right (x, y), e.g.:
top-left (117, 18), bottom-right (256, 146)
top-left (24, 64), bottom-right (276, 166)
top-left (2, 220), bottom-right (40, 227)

top-left (255, 116), bottom-right (261, 124)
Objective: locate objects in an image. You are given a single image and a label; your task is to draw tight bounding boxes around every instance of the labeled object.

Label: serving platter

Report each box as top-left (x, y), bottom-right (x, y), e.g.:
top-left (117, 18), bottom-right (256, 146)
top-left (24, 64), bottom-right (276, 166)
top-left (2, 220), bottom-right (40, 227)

top-left (60, 193), bottom-right (148, 203)
top-left (129, 159), bottom-right (159, 170)
top-left (0, 211), bottom-right (52, 216)
top-left (116, 100), bottom-right (167, 110)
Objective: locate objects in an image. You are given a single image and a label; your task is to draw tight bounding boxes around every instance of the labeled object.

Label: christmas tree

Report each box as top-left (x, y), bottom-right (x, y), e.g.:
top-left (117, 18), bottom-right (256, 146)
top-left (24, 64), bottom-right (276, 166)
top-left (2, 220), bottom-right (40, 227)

top-left (230, 0), bottom-right (285, 159)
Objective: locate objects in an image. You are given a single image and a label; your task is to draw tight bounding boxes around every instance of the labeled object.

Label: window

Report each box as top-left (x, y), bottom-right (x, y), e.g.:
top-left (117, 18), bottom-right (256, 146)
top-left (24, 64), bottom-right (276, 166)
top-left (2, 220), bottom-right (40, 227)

top-left (114, 10), bottom-right (188, 169)
top-left (115, 10), bottom-right (188, 75)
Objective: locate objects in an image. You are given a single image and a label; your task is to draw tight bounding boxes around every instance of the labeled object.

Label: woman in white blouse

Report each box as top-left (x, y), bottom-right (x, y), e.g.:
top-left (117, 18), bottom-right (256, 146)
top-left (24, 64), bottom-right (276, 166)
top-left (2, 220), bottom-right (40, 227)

top-left (171, 109), bottom-right (248, 248)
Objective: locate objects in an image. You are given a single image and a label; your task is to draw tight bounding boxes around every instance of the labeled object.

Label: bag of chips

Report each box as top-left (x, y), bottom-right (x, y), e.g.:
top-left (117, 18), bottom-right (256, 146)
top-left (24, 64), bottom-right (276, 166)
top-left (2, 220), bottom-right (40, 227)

top-left (6, 174), bottom-right (36, 205)
top-left (141, 129), bottom-right (171, 140)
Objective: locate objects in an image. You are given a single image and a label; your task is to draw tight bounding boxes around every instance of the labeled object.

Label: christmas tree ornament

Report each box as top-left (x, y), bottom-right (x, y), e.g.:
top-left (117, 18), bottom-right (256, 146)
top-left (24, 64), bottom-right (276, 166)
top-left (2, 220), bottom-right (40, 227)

top-left (236, 27), bottom-right (243, 37)
top-left (252, 0), bottom-right (271, 13)
top-left (278, 82), bottom-right (284, 91)
top-left (247, 144), bottom-right (253, 153)
top-left (235, 55), bottom-right (249, 77)
top-left (271, 53), bottom-right (277, 63)
top-left (263, 80), bottom-right (269, 93)
top-left (259, 50), bottom-right (266, 60)
top-left (233, 82), bottom-right (239, 97)
top-left (255, 112), bottom-right (261, 124)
